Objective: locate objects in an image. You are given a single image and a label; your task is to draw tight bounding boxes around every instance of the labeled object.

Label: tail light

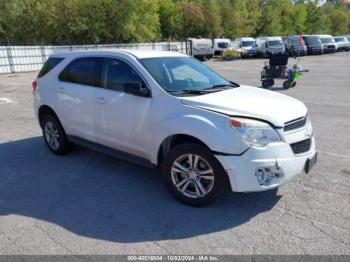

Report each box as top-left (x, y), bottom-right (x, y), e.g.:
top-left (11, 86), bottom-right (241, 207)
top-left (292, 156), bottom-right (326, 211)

top-left (32, 80), bottom-right (37, 94)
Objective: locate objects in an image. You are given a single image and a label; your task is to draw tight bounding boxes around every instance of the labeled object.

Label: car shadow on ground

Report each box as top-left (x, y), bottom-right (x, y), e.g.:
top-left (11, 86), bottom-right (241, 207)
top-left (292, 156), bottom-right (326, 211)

top-left (0, 137), bottom-right (281, 243)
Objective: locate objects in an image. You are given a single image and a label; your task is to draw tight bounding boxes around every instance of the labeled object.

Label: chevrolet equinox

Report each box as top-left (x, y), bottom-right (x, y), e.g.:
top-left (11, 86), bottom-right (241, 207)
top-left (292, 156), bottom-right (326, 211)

top-left (33, 50), bottom-right (317, 206)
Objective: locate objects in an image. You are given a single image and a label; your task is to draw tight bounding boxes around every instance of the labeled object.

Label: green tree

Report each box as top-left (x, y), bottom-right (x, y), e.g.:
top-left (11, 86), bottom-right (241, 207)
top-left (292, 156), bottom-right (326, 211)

top-left (258, 0), bottom-right (283, 36)
top-left (321, 0), bottom-right (350, 35)
top-left (0, 0), bottom-right (349, 45)
top-left (290, 3), bottom-right (307, 35)
top-left (202, 0), bottom-right (223, 38)
top-left (304, 1), bottom-right (330, 34)
top-left (158, 0), bottom-right (183, 40)
top-left (246, 0), bottom-right (262, 36)
top-left (181, 1), bottom-right (205, 38)
top-left (104, 0), bottom-right (160, 43)
top-left (0, 0), bottom-right (17, 41)
top-left (220, 1), bottom-right (239, 38)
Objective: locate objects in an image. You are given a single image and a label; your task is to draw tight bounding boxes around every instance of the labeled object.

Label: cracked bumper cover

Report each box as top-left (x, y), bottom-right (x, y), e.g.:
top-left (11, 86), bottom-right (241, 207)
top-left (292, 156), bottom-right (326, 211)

top-left (215, 137), bottom-right (316, 192)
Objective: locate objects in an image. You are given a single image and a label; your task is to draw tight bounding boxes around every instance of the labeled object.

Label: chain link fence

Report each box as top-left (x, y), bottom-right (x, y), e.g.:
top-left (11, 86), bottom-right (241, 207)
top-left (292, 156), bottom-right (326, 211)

top-left (0, 40), bottom-right (191, 74)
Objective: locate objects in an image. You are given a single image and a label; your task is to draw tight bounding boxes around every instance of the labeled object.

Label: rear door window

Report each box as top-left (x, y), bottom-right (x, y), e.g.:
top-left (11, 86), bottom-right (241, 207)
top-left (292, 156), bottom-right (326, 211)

top-left (38, 57), bottom-right (64, 78)
top-left (59, 57), bottom-right (100, 86)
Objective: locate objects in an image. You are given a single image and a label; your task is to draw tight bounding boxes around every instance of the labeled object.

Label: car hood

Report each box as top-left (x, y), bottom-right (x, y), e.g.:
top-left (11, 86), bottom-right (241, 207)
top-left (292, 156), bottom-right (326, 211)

top-left (181, 86), bottom-right (307, 127)
top-left (292, 44), bottom-right (306, 48)
top-left (242, 46), bottom-right (256, 50)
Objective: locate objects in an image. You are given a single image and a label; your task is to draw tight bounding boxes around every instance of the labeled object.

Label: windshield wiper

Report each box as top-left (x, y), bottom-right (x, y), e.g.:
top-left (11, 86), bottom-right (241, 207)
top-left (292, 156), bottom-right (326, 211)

top-left (167, 89), bottom-right (218, 95)
top-left (167, 82), bottom-right (240, 95)
top-left (205, 82), bottom-right (240, 90)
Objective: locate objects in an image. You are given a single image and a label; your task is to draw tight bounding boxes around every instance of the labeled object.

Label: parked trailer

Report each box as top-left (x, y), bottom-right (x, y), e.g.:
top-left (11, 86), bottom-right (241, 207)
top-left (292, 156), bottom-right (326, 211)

top-left (213, 38), bottom-right (231, 56)
top-left (187, 37), bottom-right (214, 61)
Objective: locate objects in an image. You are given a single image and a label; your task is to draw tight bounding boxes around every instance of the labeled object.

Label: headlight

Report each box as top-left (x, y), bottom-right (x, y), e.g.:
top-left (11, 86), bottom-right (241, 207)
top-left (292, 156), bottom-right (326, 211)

top-left (229, 117), bottom-right (281, 147)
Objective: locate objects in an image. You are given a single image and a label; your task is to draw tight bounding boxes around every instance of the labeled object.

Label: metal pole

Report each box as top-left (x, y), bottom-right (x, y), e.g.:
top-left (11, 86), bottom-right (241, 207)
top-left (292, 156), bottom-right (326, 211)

top-left (6, 38), bottom-right (15, 73)
top-left (40, 39), bottom-right (46, 64)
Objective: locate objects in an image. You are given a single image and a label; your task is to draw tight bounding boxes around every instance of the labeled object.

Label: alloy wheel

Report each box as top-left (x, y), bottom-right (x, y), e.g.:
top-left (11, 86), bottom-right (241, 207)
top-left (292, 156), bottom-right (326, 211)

top-left (171, 153), bottom-right (215, 198)
top-left (44, 121), bottom-right (60, 150)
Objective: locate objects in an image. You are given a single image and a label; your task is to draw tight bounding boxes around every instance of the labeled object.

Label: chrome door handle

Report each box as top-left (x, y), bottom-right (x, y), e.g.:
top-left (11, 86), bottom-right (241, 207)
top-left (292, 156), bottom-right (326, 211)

top-left (58, 87), bottom-right (65, 93)
top-left (96, 97), bottom-right (106, 104)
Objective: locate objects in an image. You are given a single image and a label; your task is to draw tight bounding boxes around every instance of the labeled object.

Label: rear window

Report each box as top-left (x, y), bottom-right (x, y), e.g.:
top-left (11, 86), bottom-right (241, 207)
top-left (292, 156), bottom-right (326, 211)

top-left (59, 57), bottom-right (100, 86)
top-left (38, 57), bottom-right (64, 78)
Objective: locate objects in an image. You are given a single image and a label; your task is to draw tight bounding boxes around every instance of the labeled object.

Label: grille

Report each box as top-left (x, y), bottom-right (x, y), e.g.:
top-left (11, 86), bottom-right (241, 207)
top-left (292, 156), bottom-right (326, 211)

top-left (284, 116), bottom-right (307, 132)
top-left (290, 139), bottom-right (311, 154)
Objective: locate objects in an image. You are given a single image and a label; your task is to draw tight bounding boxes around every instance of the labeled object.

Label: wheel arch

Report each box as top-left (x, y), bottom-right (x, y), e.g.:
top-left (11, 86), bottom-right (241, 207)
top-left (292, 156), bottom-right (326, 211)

top-left (156, 134), bottom-right (211, 167)
top-left (38, 105), bottom-right (60, 127)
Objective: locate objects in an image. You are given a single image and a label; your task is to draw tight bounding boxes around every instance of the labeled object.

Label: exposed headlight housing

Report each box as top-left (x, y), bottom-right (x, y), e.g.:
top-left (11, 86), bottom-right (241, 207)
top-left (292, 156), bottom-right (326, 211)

top-left (229, 117), bottom-right (281, 147)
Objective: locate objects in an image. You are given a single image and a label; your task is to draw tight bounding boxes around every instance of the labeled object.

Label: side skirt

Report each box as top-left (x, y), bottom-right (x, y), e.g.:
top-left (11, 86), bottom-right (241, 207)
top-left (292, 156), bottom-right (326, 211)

top-left (67, 135), bottom-right (154, 168)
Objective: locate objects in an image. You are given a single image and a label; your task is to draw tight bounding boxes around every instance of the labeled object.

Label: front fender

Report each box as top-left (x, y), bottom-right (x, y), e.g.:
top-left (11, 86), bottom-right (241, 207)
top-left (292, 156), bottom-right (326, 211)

top-left (150, 109), bottom-right (248, 164)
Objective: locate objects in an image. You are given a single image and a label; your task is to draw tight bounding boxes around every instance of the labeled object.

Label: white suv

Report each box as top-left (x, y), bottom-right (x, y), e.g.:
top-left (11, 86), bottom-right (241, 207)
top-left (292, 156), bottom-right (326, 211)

top-left (33, 50), bottom-right (317, 206)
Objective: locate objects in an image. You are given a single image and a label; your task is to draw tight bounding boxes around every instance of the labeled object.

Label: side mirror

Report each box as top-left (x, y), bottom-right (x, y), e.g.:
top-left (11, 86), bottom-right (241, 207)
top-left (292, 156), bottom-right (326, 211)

top-left (123, 81), bottom-right (150, 97)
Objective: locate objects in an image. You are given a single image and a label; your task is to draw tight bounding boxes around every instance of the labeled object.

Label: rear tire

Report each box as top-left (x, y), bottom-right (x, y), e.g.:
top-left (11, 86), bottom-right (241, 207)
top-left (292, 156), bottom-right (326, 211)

top-left (262, 81), bottom-right (269, 88)
top-left (41, 114), bottom-right (73, 155)
top-left (283, 80), bottom-right (292, 89)
top-left (162, 143), bottom-right (228, 207)
top-left (262, 79), bottom-right (274, 88)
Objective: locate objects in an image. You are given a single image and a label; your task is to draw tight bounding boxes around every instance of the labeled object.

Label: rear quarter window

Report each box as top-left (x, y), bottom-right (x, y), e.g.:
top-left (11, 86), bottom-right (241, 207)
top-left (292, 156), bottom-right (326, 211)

top-left (38, 57), bottom-right (64, 78)
top-left (59, 57), bottom-right (100, 86)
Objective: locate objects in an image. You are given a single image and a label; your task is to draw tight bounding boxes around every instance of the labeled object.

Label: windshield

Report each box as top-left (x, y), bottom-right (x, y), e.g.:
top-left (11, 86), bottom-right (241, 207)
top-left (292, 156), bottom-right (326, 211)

top-left (289, 37), bottom-right (304, 45)
top-left (305, 36), bottom-right (321, 45)
top-left (242, 41), bottom-right (255, 47)
top-left (268, 40), bottom-right (283, 46)
top-left (334, 37), bottom-right (345, 43)
top-left (320, 37), bottom-right (334, 44)
top-left (217, 42), bottom-right (229, 48)
top-left (140, 57), bottom-right (232, 96)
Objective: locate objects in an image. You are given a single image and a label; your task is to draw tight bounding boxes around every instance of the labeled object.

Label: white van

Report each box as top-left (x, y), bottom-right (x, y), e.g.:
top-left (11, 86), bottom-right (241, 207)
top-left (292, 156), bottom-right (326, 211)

top-left (213, 38), bottom-right (231, 56)
top-left (188, 37), bottom-right (214, 61)
top-left (256, 36), bottom-right (285, 57)
top-left (234, 37), bottom-right (258, 57)
top-left (317, 35), bottom-right (337, 53)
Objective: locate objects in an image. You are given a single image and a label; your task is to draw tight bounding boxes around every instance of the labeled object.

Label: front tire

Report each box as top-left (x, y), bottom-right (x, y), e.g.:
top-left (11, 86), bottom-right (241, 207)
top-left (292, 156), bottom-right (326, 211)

top-left (283, 80), bottom-right (292, 89)
top-left (162, 143), bottom-right (228, 207)
top-left (42, 114), bottom-right (73, 155)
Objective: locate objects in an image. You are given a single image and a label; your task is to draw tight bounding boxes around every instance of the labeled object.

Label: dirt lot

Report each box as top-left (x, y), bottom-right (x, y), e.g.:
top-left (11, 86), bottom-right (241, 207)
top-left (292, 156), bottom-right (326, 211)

top-left (0, 52), bottom-right (349, 255)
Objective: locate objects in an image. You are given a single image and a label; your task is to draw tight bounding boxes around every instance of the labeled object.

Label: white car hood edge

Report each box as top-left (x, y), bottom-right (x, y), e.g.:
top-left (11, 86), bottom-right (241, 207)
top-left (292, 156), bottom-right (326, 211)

top-left (181, 85), bottom-right (307, 127)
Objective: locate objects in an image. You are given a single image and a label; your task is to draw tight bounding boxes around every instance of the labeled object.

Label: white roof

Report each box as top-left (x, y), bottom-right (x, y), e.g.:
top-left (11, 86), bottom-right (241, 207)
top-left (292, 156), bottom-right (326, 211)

top-left (52, 49), bottom-right (188, 59)
top-left (266, 36), bottom-right (283, 40)
top-left (317, 34), bottom-right (333, 38)
top-left (214, 38), bottom-right (231, 42)
top-left (240, 37), bottom-right (255, 41)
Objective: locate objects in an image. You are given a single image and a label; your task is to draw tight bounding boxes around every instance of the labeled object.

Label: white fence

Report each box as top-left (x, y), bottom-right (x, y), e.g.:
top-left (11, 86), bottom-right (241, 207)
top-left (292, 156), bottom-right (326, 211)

top-left (0, 42), bottom-right (190, 73)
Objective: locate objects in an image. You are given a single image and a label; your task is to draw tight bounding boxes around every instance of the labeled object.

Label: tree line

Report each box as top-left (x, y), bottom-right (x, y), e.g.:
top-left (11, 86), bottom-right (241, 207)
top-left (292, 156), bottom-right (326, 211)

top-left (0, 0), bottom-right (349, 45)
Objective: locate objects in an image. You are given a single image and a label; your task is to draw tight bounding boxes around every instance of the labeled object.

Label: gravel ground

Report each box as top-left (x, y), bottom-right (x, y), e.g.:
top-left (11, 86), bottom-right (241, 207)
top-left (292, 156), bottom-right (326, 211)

top-left (0, 52), bottom-right (349, 255)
